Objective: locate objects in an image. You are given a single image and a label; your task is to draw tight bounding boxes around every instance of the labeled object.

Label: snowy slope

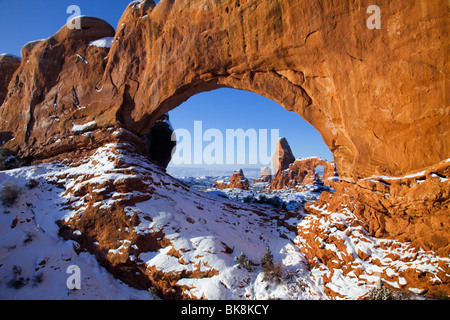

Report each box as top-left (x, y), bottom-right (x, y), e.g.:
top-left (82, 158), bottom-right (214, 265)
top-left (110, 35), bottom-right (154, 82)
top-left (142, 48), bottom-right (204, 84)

top-left (0, 164), bottom-right (151, 300)
top-left (0, 140), bottom-right (448, 300)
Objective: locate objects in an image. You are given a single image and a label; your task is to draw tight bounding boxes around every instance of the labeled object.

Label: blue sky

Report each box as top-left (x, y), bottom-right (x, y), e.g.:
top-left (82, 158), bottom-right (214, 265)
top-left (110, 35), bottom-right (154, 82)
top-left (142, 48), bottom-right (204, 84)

top-left (0, 0), bottom-right (333, 172)
top-left (0, 0), bottom-right (132, 56)
top-left (169, 88), bottom-right (333, 171)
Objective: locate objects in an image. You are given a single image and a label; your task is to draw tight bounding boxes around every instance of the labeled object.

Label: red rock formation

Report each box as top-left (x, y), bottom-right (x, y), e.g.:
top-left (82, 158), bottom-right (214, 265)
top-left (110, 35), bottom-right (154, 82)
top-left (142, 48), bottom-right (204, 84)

top-left (272, 138), bottom-right (295, 175)
top-left (0, 17), bottom-right (115, 160)
top-left (309, 159), bottom-right (450, 258)
top-left (0, 54), bottom-right (21, 105)
top-left (1, 0), bottom-right (448, 180)
top-left (270, 157), bottom-right (337, 190)
top-left (214, 169), bottom-right (250, 190)
top-left (297, 196), bottom-right (450, 299)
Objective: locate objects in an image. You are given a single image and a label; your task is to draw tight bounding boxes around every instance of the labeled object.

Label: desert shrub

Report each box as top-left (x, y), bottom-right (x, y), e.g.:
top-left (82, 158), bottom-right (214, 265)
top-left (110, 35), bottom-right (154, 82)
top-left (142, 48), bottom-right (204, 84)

top-left (32, 272), bottom-right (44, 287)
top-left (367, 280), bottom-right (394, 300)
top-left (23, 230), bottom-right (36, 245)
top-left (367, 280), bottom-right (414, 300)
top-left (25, 179), bottom-right (39, 190)
top-left (261, 262), bottom-right (285, 285)
top-left (0, 182), bottom-right (21, 207)
top-left (234, 252), bottom-right (255, 270)
top-left (7, 265), bottom-right (29, 289)
top-left (148, 286), bottom-right (160, 299)
top-left (0, 148), bottom-right (19, 170)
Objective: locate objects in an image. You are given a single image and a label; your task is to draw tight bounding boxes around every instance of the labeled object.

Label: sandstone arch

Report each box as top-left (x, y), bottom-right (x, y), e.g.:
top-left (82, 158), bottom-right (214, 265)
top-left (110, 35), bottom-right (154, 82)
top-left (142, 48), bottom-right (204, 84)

top-left (100, 0), bottom-right (449, 181)
top-left (1, 0), bottom-right (448, 181)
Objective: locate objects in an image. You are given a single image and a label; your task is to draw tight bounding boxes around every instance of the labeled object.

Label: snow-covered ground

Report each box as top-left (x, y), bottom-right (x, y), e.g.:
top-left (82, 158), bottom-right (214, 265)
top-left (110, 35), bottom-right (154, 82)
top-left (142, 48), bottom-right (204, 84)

top-left (0, 141), bottom-right (448, 300)
top-left (0, 164), bottom-right (152, 300)
top-left (177, 174), bottom-right (330, 212)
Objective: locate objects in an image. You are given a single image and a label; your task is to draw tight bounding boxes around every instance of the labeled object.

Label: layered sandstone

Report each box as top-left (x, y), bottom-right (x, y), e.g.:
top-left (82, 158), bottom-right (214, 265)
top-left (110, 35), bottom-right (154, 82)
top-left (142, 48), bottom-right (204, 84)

top-left (308, 159), bottom-right (450, 258)
top-left (0, 17), bottom-right (116, 161)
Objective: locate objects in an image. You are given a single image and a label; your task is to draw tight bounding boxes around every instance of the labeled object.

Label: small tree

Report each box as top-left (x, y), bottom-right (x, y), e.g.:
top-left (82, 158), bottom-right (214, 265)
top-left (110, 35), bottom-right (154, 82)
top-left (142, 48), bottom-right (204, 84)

top-left (234, 252), bottom-right (254, 270)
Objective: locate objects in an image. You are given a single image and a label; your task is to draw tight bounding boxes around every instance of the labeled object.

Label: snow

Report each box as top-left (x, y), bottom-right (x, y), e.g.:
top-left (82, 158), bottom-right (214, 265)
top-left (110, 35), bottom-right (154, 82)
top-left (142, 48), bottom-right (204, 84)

top-left (76, 54), bottom-right (88, 64)
top-left (0, 165), bottom-right (151, 299)
top-left (71, 121), bottom-right (96, 133)
top-left (130, 0), bottom-right (145, 9)
top-left (368, 171), bottom-right (427, 181)
top-left (23, 38), bottom-right (48, 48)
top-left (1, 141), bottom-right (448, 300)
top-left (0, 53), bottom-right (21, 59)
top-left (89, 37), bottom-right (114, 49)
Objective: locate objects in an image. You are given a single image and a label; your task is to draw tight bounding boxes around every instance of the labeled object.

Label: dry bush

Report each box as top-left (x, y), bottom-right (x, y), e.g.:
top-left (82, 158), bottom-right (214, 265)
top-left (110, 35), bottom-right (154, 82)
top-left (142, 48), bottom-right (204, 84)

top-left (0, 182), bottom-right (21, 208)
top-left (262, 262), bottom-right (284, 284)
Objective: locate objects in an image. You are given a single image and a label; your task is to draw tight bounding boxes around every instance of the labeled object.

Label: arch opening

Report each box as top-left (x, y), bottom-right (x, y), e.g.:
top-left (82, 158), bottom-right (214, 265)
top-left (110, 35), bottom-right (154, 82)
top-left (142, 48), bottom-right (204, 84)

top-left (164, 88), bottom-right (333, 176)
top-left (147, 87), bottom-right (337, 212)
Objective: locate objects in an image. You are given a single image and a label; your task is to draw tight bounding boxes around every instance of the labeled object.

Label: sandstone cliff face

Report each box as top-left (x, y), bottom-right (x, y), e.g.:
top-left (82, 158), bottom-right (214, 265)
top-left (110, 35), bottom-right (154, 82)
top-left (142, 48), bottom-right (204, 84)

top-left (0, 17), bottom-right (116, 160)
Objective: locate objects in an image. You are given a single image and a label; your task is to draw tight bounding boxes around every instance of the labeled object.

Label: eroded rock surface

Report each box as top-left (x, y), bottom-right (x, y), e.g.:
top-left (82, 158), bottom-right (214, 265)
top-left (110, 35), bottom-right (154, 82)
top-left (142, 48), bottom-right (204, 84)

top-left (0, 0), bottom-right (448, 180)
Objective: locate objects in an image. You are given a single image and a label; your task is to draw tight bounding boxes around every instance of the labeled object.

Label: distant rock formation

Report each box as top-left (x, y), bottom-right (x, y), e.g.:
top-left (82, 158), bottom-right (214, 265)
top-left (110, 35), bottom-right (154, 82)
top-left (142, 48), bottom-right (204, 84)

top-left (254, 167), bottom-right (272, 183)
top-left (272, 138), bottom-right (295, 174)
top-left (214, 169), bottom-right (249, 190)
top-left (270, 157), bottom-right (337, 190)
